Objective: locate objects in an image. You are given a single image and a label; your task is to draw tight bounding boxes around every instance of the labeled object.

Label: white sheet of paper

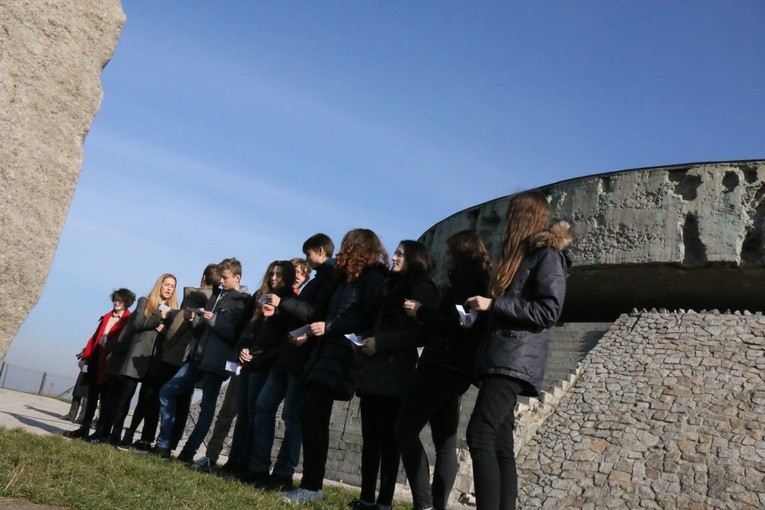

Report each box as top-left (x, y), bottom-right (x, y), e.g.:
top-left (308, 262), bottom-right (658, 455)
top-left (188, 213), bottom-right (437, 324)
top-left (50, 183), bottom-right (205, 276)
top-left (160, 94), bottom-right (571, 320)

top-left (80, 364), bottom-right (88, 373)
top-left (345, 333), bottom-right (367, 346)
top-left (258, 294), bottom-right (268, 305)
top-left (159, 303), bottom-right (172, 312)
top-left (225, 361), bottom-right (241, 375)
top-left (456, 305), bottom-right (478, 328)
top-left (185, 307), bottom-right (205, 314)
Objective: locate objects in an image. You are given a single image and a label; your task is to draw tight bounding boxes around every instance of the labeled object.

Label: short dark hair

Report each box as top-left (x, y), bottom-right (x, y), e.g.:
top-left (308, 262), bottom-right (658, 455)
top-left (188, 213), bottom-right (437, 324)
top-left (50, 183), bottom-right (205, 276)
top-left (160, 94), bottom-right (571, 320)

top-left (202, 263), bottom-right (220, 286)
top-left (218, 257), bottom-right (242, 277)
top-left (110, 288), bottom-right (136, 308)
top-left (302, 233), bottom-right (334, 258)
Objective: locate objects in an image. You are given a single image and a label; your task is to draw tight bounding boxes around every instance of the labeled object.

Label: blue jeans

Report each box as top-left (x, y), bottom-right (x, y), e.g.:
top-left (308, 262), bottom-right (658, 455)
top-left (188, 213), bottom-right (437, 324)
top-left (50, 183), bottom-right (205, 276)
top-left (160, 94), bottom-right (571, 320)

top-left (249, 371), bottom-right (304, 477)
top-left (156, 360), bottom-right (225, 455)
top-left (227, 370), bottom-right (269, 468)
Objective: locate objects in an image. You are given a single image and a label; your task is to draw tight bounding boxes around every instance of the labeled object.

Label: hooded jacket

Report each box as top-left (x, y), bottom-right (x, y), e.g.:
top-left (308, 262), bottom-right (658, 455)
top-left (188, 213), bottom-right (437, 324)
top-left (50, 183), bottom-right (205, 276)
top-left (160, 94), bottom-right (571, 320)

top-left (475, 221), bottom-right (573, 397)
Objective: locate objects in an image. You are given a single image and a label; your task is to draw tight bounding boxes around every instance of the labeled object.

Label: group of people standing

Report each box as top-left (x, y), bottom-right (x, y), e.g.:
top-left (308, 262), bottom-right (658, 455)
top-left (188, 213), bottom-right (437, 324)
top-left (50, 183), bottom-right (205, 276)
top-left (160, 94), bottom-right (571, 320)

top-left (64, 191), bottom-right (572, 510)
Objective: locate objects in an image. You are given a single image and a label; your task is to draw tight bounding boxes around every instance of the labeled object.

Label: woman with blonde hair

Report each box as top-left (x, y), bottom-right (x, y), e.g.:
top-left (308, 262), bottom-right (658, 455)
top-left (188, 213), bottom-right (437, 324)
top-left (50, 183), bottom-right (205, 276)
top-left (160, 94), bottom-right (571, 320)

top-left (96, 273), bottom-right (178, 444)
top-left (281, 228), bottom-right (388, 504)
top-left (465, 191), bottom-right (572, 509)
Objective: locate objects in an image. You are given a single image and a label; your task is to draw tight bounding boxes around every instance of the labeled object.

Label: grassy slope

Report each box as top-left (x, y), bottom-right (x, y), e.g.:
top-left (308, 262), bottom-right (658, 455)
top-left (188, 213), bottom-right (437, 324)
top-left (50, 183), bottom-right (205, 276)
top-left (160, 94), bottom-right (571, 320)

top-left (0, 428), bottom-right (405, 509)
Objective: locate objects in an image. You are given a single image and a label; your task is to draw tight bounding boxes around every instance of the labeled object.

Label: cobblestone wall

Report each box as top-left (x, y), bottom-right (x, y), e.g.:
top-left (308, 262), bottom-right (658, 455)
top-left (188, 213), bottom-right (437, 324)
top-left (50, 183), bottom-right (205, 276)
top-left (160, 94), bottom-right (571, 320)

top-left (516, 311), bottom-right (765, 509)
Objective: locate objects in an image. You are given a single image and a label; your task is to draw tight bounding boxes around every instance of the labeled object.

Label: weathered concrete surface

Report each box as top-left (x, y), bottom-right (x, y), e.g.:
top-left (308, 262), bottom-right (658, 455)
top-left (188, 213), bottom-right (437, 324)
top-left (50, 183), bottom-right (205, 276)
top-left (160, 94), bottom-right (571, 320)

top-left (516, 311), bottom-right (765, 509)
top-left (420, 160), bottom-right (765, 320)
top-left (0, 1), bottom-right (125, 360)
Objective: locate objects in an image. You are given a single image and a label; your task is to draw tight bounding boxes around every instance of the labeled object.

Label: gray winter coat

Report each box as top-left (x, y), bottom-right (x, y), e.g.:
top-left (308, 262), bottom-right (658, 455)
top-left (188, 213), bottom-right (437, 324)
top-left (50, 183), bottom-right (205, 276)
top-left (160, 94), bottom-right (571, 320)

top-left (475, 221), bottom-right (573, 397)
top-left (117, 297), bottom-right (162, 380)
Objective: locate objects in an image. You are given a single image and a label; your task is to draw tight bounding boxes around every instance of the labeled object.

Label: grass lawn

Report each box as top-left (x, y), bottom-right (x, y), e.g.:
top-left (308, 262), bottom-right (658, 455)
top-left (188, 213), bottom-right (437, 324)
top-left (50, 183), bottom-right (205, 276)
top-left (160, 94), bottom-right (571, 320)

top-left (0, 428), bottom-right (408, 509)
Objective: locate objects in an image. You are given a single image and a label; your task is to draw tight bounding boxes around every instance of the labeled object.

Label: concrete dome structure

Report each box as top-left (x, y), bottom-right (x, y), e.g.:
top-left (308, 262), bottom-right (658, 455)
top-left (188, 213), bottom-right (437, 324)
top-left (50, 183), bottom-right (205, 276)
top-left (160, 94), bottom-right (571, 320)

top-left (419, 160), bottom-right (765, 322)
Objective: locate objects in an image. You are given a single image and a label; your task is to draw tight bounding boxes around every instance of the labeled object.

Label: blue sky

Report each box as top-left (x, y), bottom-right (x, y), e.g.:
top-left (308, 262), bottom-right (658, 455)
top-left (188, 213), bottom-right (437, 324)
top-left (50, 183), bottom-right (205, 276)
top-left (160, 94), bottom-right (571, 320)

top-left (6, 1), bottom-right (764, 381)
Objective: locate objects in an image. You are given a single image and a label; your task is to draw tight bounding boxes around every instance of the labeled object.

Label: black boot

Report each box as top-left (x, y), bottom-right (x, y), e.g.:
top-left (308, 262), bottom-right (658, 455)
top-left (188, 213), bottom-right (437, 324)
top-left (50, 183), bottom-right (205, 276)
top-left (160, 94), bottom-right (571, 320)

top-left (62, 427), bottom-right (88, 439)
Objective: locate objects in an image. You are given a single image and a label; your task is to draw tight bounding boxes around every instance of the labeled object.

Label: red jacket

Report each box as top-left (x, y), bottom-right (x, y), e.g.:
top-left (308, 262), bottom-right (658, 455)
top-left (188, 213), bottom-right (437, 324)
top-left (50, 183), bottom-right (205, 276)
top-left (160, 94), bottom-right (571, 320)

top-left (81, 309), bottom-right (132, 385)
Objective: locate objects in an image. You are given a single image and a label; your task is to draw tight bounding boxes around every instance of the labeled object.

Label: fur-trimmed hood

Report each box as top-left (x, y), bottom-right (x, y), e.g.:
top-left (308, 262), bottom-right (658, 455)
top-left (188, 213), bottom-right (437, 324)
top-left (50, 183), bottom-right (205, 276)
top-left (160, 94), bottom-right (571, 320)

top-left (529, 220), bottom-right (573, 251)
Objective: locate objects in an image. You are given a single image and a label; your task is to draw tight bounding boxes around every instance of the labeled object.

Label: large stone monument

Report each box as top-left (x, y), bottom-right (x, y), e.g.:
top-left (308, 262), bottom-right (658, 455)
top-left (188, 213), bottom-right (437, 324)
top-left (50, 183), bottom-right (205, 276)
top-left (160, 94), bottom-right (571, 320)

top-left (420, 160), bottom-right (765, 321)
top-left (0, 1), bottom-right (125, 360)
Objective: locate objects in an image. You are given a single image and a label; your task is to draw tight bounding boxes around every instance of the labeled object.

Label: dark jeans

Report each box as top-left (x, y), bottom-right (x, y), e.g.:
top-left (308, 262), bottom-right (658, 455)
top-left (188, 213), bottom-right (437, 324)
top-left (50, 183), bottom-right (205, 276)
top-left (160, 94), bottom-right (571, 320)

top-left (394, 368), bottom-right (471, 510)
top-left (359, 393), bottom-right (403, 507)
top-left (298, 384), bottom-right (336, 491)
top-left (156, 360), bottom-right (225, 454)
top-left (250, 370), bottom-right (304, 478)
top-left (228, 371), bottom-right (268, 467)
top-left (465, 375), bottom-right (523, 510)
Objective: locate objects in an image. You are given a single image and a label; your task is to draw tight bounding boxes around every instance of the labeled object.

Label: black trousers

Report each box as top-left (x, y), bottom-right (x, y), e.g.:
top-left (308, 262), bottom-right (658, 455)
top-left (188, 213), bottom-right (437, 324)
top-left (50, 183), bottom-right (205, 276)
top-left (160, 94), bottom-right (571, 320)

top-left (466, 375), bottom-right (524, 510)
top-left (298, 384), bottom-right (336, 491)
top-left (96, 376), bottom-right (138, 440)
top-left (359, 393), bottom-right (403, 506)
top-left (127, 360), bottom-right (182, 443)
top-left (394, 368), bottom-right (470, 510)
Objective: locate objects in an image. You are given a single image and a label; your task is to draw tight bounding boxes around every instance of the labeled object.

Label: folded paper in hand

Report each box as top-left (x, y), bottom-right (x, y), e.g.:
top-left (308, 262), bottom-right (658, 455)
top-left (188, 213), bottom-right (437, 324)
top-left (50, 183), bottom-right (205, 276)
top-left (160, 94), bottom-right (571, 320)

top-left (456, 305), bottom-right (478, 328)
top-left (345, 333), bottom-right (367, 346)
top-left (289, 324), bottom-right (310, 340)
top-left (225, 360), bottom-right (241, 375)
top-left (159, 303), bottom-right (173, 313)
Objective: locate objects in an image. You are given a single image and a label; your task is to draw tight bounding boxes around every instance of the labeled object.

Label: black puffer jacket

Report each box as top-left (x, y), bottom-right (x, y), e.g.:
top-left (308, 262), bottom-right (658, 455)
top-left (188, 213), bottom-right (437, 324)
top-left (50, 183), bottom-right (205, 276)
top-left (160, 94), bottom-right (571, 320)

top-left (415, 261), bottom-right (491, 377)
top-left (355, 271), bottom-right (439, 399)
top-left (475, 221), bottom-right (573, 397)
top-left (302, 264), bottom-right (387, 400)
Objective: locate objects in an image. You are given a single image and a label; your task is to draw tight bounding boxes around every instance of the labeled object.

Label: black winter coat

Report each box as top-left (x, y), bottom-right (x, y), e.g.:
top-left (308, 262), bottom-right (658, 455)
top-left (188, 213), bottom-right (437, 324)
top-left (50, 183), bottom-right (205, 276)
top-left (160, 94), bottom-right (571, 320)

top-left (355, 271), bottom-right (439, 399)
top-left (302, 264), bottom-right (387, 400)
top-left (475, 221), bottom-right (572, 397)
top-left (188, 288), bottom-right (249, 377)
top-left (416, 261), bottom-right (491, 378)
top-left (271, 261), bottom-right (337, 374)
top-left (236, 285), bottom-right (294, 373)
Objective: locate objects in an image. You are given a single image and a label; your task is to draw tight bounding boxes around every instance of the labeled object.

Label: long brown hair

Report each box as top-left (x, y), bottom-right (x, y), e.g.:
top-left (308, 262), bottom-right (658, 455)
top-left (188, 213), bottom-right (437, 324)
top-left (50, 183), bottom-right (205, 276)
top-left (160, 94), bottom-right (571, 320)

top-left (489, 191), bottom-right (551, 296)
top-left (335, 228), bottom-right (388, 283)
top-left (145, 273), bottom-right (179, 317)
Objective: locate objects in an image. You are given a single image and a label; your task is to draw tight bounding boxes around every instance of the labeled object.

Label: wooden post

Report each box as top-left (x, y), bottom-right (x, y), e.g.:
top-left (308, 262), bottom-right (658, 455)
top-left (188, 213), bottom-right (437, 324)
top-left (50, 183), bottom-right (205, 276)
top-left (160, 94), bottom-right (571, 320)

top-left (38, 372), bottom-right (47, 395)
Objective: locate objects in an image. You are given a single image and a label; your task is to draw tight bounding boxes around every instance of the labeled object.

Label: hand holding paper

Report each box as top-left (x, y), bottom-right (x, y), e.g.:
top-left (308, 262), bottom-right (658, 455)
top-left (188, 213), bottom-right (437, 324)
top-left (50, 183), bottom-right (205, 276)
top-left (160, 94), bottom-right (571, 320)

top-left (456, 305), bottom-right (479, 328)
top-left (345, 333), bottom-right (367, 346)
